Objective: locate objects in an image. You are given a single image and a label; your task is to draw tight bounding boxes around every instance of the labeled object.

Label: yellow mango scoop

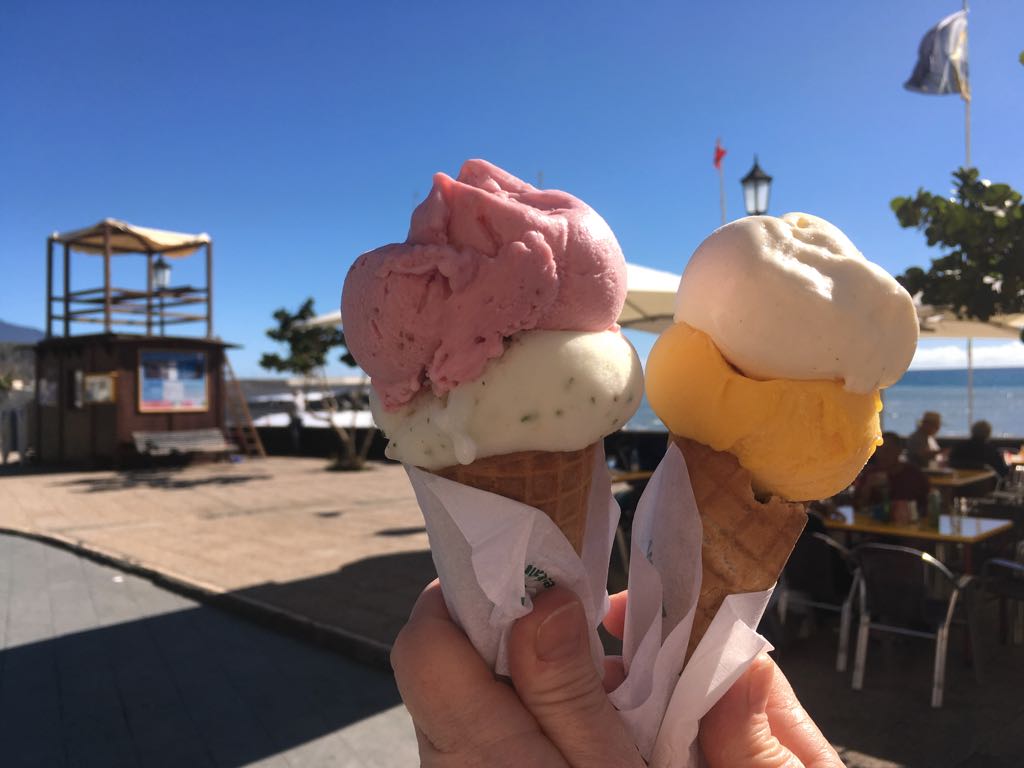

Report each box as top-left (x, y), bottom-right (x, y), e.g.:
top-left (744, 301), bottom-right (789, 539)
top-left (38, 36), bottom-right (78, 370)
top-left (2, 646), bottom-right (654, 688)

top-left (646, 322), bottom-right (882, 501)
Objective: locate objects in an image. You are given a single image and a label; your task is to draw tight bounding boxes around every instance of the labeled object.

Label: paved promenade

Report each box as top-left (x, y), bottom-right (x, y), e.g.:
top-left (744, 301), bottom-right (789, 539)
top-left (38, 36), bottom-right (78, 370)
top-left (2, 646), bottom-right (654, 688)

top-left (0, 458), bottom-right (434, 656)
top-left (3, 458), bottom-right (1023, 767)
top-left (0, 533), bottom-right (418, 767)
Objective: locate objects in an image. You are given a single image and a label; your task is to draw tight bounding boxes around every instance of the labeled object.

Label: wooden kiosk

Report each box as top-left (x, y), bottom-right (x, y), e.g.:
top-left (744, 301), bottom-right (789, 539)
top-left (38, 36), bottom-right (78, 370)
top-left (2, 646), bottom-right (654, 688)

top-left (35, 219), bottom-right (249, 465)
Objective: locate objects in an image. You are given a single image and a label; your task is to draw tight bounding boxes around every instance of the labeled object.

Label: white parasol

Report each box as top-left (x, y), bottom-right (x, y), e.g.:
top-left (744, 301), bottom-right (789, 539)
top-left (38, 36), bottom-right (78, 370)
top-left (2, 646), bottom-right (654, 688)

top-left (915, 302), bottom-right (1024, 428)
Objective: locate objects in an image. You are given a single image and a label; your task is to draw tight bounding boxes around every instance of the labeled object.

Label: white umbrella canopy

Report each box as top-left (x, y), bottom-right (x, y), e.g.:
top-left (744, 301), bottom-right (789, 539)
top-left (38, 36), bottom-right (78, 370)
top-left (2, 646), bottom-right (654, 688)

top-left (618, 262), bottom-right (682, 332)
top-left (914, 302), bottom-right (1024, 429)
top-left (308, 261), bottom-right (683, 332)
top-left (307, 307), bottom-right (343, 329)
top-left (916, 304), bottom-right (1024, 340)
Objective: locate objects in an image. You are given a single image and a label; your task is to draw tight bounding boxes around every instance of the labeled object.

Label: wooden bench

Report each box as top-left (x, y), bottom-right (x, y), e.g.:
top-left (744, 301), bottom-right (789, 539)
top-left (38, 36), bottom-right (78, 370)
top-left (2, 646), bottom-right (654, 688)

top-left (133, 428), bottom-right (237, 458)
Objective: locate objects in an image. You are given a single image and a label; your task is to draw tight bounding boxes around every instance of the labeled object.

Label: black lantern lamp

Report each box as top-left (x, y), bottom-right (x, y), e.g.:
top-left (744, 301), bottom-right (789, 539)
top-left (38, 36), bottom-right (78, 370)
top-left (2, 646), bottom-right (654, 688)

top-left (152, 255), bottom-right (171, 291)
top-left (740, 156), bottom-right (773, 216)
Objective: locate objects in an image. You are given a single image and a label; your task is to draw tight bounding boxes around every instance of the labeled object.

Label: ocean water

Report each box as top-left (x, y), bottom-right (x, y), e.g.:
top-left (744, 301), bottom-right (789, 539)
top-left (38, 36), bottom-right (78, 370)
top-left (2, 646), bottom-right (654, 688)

top-left (624, 367), bottom-right (1024, 439)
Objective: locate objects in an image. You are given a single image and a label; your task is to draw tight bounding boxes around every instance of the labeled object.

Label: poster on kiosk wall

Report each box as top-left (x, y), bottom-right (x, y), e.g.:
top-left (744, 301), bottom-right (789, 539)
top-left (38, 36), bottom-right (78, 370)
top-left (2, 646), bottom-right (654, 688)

top-left (138, 350), bottom-right (209, 413)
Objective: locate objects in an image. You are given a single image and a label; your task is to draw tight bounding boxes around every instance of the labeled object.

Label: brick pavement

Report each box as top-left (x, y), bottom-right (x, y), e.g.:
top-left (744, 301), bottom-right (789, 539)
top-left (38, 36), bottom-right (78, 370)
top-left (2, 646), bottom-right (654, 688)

top-left (0, 458), bottom-right (435, 655)
top-left (0, 533), bottom-right (419, 767)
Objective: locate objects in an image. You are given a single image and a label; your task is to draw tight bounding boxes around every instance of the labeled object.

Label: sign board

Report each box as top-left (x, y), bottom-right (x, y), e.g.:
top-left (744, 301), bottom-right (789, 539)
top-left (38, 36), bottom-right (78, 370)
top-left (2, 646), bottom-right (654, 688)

top-left (138, 350), bottom-right (209, 413)
top-left (84, 372), bottom-right (116, 404)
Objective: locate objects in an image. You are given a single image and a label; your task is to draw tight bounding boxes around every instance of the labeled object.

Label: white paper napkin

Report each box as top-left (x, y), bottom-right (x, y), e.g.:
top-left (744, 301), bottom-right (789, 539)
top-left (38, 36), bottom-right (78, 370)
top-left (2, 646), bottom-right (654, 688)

top-left (405, 442), bottom-right (775, 767)
top-left (406, 444), bottom-right (617, 674)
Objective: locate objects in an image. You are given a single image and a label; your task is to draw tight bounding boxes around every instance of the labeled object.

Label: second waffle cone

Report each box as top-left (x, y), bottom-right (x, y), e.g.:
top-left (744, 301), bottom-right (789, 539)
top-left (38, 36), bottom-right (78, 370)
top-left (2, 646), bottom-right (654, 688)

top-left (671, 435), bottom-right (807, 661)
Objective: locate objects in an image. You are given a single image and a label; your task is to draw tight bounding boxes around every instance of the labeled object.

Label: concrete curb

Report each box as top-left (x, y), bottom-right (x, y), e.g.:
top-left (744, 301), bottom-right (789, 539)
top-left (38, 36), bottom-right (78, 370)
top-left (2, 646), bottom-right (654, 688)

top-left (0, 526), bottom-right (394, 672)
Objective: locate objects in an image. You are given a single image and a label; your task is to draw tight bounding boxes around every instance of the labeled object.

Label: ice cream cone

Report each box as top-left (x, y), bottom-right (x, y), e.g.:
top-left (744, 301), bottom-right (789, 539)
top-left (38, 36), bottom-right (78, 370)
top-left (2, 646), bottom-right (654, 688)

top-left (433, 444), bottom-right (597, 554)
top-left (671, 435), bottom-right (807, 661)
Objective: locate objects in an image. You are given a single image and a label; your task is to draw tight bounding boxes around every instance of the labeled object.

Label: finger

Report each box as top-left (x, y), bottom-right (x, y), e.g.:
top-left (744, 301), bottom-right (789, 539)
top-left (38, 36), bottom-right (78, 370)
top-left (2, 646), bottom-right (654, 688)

top-left (602, 656), bottom-right (625, 693)
top-left (699, 654), bottom-right (841, 768)
top-left (508, 587), bottom-right (644, 767)
top-left (392, 581), bottom-right (567, 766)
top-left (602, 589), bottom-right (628, 639)
top-left (763, 658), bottom-right (843, 768)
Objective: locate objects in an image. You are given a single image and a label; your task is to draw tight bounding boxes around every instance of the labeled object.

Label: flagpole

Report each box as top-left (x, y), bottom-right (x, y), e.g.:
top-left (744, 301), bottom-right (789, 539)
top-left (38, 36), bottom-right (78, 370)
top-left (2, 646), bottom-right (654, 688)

top-left (967, 337), bottom-right (974, 430)
top-left (718, 164), bottom-right (726, 226)
top-left (963, 0), bottom-right (971, 167)
top-left (965, 95), bottom-right (971, 167)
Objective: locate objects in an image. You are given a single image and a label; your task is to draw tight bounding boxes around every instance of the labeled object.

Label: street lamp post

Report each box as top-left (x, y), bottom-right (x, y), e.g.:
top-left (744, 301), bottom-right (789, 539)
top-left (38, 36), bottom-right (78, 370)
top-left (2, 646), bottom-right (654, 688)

top-left (741, 156), bottom-right (773, 216)
top-left (152, 255), bottom-right (171, 335)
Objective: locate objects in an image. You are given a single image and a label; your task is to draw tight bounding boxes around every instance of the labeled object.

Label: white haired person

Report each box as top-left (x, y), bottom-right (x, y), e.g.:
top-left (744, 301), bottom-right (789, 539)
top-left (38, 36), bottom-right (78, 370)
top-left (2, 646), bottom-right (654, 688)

top-left (907, 411), bottom-right (943, 468)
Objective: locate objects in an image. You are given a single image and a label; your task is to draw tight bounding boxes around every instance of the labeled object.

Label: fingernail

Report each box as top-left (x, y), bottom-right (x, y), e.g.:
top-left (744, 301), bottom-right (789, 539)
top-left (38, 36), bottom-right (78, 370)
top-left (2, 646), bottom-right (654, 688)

top-left (535, 601), bottom-right (583, 661)
top-left (746, 656), bottom-right (774, 716)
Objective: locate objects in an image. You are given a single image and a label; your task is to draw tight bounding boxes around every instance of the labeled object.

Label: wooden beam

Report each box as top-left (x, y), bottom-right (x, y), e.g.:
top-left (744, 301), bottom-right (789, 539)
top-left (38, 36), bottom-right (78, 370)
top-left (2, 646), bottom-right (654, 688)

top-left (146, 252), bottom-right (153, 336)
top-left (63, 243), bottom-right (70, 336)
top-left (158, 316), bottom-right (206, 326)
top-left (66, 288), bottom-right (206, 305)
top-left (64, 287), bottom-right (108, 298)
top-left (103, 222), bottom-right (112, 332)
top-left (206, 240), bottom-right (213, 337)
top-left (46, 237), bottom-right (54, 337)
top-left (65, 305), bottom-right (208, 320)
top-left (67, 317), bottom-right (152, 326)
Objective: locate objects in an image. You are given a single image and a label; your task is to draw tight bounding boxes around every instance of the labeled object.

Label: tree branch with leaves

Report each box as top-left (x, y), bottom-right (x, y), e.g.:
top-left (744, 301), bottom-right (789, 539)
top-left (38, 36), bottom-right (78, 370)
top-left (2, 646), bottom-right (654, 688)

top-left (891, 168), bottom-right (1024, 325)
top-left (260, 298), bottom-right (375, 469)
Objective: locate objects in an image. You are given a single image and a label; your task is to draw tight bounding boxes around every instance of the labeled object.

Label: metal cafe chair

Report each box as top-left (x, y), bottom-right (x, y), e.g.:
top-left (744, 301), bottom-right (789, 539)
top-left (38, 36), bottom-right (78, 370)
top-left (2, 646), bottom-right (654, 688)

top-left (851, 544), bottom-right (978, 708)
top-left (980, 540), bottom-right (1024, 645)
top-left (777, 532), bottom-right (859, 671)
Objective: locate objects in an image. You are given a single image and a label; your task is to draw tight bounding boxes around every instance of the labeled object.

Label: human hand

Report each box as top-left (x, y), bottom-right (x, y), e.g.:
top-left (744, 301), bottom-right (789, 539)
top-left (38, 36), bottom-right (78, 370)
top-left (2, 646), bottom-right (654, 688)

top-left (393, 584), bottom-right (841, 767)
top-left (700, 653), bottom-right (843, 768)
top-left (391, 582), bottom-right (643, 767)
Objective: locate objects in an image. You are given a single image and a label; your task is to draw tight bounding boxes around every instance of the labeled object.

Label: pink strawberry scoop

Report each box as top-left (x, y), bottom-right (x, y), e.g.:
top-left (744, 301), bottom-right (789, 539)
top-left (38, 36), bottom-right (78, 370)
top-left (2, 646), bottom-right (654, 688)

top-left (342, 159), bottom-right (627, 411)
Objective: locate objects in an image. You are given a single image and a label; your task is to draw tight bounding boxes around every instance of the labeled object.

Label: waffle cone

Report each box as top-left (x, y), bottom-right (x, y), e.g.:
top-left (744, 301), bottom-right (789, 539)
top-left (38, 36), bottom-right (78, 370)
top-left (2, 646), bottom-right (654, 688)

top-left (432, 444), bottom-right (596, 554)
top-left (671, 435), bottom-right (807, 661)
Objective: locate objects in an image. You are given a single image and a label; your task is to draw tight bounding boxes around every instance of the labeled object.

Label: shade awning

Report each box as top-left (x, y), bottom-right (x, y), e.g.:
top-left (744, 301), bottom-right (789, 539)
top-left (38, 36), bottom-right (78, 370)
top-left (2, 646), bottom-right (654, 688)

top-left (617, 262), bottom-right (681, 333)
top-left (916, 304), bottom-right (1024, 340)
top-left (306, 261), bottom-right (684, 333)
top-left (53, 218), bottom-right (211, 258)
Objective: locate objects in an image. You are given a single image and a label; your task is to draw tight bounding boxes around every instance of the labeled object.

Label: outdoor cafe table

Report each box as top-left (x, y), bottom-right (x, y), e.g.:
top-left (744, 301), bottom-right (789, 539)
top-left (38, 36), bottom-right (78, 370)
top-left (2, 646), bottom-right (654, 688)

top-left (926, 467), bottom-right (998, 512)
top-left (609, 469), bottom-right (655, 484)
top-left (823, 509), bottom-right (1013, 573)
top-left (926, 467), bottom-right (997, 489)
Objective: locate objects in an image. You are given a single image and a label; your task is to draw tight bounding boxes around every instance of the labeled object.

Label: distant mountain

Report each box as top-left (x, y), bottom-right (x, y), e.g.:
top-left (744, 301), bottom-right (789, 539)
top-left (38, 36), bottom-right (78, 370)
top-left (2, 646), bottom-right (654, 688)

top-left (0, 320), bottom-right (44, 343)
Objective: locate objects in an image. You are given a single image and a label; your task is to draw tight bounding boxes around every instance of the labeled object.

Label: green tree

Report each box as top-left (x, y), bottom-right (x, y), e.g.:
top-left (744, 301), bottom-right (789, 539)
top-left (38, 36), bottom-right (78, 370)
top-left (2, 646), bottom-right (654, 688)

top-left (891, 168), bottom-right (1024, 323)
top-left (260, 298), bottom-right (374, 470)
top-left (259, 298), bottom-right (355, 374)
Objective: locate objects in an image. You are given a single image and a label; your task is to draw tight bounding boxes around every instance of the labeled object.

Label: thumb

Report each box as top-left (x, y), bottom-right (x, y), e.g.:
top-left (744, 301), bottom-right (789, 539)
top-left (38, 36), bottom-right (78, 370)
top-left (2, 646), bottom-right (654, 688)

top-left (699, 654), bottom-right (799, 768)
top-left (508, 587), bottom-right (643, 768)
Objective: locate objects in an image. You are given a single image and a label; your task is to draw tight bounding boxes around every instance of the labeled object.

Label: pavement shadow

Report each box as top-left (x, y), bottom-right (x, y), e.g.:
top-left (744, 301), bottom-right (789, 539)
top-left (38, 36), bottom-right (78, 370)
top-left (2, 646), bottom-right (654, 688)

top-left (55, 470), bottom-right (271, 493)
top-left (0, 604), bottom-right (403, 768)
top-left (375, 526), bottom-right (427, 537)
top-left (234, 550), bottom-right (437, 649)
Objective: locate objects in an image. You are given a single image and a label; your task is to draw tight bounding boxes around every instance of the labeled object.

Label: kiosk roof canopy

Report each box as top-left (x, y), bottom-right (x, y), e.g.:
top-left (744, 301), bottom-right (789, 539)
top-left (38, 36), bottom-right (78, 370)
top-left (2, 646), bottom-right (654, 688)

top-left (53, 218), bottom-right (210, 257)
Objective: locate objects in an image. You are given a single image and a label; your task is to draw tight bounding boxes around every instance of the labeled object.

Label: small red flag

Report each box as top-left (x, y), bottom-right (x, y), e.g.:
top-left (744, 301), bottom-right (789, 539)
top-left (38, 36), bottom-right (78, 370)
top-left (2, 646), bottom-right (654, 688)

top-left (713, 138), bottom-right (726, 170)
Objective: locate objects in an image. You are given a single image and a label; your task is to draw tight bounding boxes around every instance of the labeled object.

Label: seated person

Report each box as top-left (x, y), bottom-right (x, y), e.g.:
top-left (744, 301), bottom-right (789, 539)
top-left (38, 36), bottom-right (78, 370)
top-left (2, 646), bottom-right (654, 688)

top-left (949, 419), bottom-right (1009, 478)
top-left (854, 432), bottom-right (930, 512)
top-left (906, 411), bottom-right (943, 468)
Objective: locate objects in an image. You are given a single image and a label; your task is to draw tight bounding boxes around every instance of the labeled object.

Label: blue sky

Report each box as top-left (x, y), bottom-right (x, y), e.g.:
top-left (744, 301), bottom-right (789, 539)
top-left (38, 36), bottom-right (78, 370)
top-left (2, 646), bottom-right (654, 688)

top-left (3, 0), bottom-right (1023, 376)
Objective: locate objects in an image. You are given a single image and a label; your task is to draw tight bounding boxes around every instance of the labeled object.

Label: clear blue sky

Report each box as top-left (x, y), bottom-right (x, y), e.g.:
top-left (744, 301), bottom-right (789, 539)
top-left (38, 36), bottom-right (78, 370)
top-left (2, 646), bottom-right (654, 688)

top-left (3, 0), bottom-right (1023, 376)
